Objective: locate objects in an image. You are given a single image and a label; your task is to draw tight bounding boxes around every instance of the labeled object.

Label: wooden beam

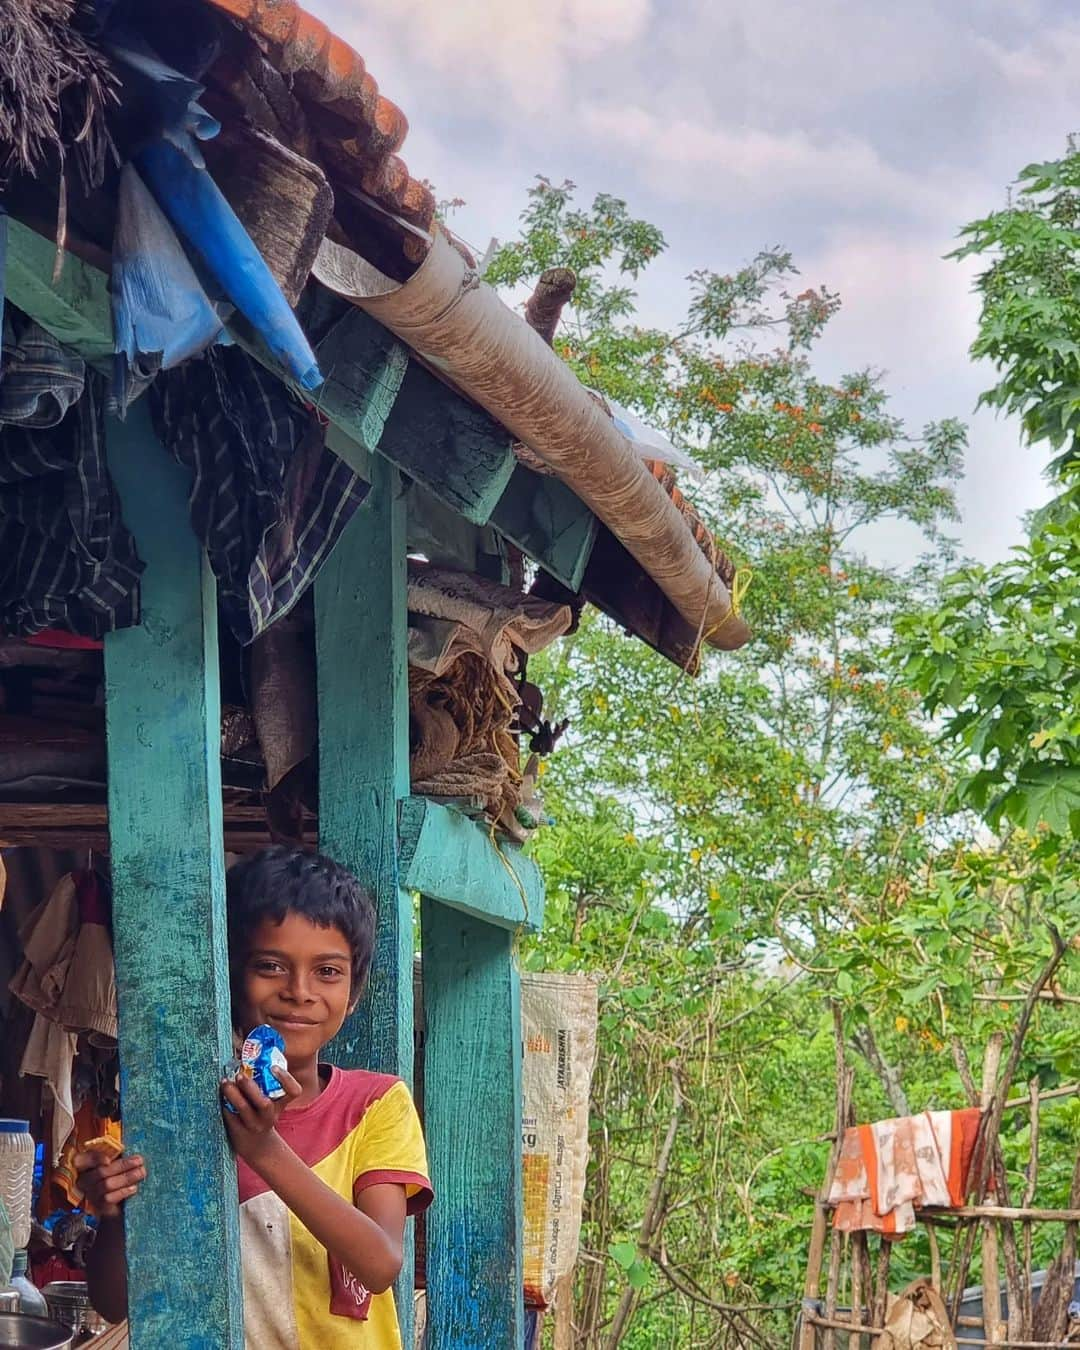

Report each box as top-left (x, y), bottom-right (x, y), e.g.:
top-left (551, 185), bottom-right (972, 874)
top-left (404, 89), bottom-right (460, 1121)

top-left (315, 454), bottom-right (416, 1346)
top-left (306, 305), bottom-right (410, 455)
top-left (399, 796), bottom-right (545, 933)
top-left (490, 463), bottom-right (598, 591)
top-left (4, 219), bottom-right (113, 362)
top-left (376, 357), bottom-right (516, 524)
top-left (103, 402), bottom-right (243, 1348)
top-left (421, 900), bottom-right (525, 1350)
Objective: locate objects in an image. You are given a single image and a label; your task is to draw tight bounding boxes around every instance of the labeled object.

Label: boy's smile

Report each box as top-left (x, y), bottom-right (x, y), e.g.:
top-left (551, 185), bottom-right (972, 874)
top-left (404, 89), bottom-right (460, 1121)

top-left (236, 911), bottom-right (356, 1084)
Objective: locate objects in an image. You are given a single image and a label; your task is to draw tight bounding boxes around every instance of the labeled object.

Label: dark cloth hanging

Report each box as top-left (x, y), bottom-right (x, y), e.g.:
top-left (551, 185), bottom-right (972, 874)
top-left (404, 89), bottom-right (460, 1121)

top-left (0, 313), bottom-right (143, 637)
top-left (149, 344), bottom-right (368, 645)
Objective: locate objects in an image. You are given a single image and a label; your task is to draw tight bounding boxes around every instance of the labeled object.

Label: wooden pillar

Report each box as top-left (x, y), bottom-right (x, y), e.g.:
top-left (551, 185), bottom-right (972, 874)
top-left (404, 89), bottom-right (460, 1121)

top-left (315, 454), bottom-right (415, 1340)
top-left (421, 901), bottom-right (525, 1350)
top-left (104, 403), bottom-right (243, 1348)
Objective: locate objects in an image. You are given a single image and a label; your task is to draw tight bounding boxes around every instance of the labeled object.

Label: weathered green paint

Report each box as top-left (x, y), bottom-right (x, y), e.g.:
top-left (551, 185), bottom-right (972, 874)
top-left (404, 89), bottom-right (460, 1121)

top-left (421, 900), bottom-right (525, 1350)
top-left (315, 454), bottom-right (415, 1344)
top-left (377, 358), bottom-right (517, 523)
top-left (400, 796), bottom-right (545, 933)
top-left (103, 402), bottom-right (243, 1349)
top-left (490, 463), bottom-right (599, 590)
top-left (4, 219), bottom-right (113, 361)
top-left (308, 306), bottom-right (411, 452)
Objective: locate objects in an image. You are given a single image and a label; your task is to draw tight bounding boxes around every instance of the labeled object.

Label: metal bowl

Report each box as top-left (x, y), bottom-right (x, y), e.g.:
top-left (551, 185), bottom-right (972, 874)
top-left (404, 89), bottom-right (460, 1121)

top-left (0, 1312), bottom-right (75, 1349)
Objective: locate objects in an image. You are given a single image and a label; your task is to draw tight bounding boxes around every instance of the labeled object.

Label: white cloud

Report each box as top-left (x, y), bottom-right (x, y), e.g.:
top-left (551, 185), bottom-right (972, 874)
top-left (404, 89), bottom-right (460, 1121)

top-left (320, 0), bottom-right (652, 115)
top-left (304, 0), bottom-right (1063, 560)
top-left (576, 104), bottom-right (972, 223)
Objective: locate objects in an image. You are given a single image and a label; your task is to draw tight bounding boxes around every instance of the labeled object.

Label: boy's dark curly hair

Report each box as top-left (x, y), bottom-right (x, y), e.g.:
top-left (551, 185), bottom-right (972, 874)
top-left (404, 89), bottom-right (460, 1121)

top-left (226, 846), bottom-right (375, 994)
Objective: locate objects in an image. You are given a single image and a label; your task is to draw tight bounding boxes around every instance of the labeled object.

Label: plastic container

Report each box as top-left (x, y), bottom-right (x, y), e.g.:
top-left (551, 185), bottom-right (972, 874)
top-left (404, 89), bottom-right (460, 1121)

top-left (0, 1122), bottom-right (34, 1251)
top-left (9, 1251), bottom-right (47, 1317)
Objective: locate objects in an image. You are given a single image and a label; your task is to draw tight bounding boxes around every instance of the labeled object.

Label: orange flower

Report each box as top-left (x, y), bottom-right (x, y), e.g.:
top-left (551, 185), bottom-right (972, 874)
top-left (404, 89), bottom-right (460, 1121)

top-left (717, 402), bottom-right (734, 413)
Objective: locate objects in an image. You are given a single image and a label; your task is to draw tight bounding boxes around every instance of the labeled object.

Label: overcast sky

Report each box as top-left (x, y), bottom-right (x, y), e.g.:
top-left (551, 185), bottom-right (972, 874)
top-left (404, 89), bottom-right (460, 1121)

top-left (317, 0), bottom-right (1077, 564)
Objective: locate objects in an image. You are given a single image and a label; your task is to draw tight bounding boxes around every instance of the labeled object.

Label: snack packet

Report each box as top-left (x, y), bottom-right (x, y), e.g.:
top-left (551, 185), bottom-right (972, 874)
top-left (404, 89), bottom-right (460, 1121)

top-left (224, 1024), bottom-right (288, 1112)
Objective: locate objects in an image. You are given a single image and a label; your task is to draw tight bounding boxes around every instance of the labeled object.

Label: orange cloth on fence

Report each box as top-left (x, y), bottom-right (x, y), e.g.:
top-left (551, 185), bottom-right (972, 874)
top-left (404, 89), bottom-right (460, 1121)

top-left (828, 1108), bottom-right (981, 1236)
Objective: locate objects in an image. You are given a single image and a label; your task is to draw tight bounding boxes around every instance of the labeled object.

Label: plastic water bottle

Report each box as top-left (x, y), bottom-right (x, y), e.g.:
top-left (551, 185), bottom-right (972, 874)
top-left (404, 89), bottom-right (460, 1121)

top-left (10, 1250), bottom-right (47, 1316)
top-left (0, 1121), bottom-right (33, 1251)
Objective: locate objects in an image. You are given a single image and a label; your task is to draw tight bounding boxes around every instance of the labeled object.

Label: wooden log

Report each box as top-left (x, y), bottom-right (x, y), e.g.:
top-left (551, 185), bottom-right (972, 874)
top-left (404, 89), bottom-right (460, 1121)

top-left (103, 402), bottom-right (243, 1347)
top-left (421, 898), bottom-right (525, 1350)
top-left (316, 455), bottom-right (414, 1342)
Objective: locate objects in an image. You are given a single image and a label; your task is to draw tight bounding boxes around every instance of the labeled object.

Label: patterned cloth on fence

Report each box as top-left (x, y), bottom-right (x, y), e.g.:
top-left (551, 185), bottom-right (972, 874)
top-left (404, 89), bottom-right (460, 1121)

top-left (150, 345), bottom-right (368, 645)
top-left (0, 312), bottom-right (143, 637)
top-left (828, 1108), bottom-right (982, 1236)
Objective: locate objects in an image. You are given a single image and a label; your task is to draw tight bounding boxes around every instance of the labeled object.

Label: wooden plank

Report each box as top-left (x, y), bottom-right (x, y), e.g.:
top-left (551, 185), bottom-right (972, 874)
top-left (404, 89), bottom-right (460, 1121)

top-left (399, 796), bottom-right (545, 933)
top-left (376, 357), bottom-right (516, 524)
top-left (103, 402), bottom-right (243, 1349)
top-left (490, 464), bottom-right (598, 591)
top-left (307, 306), bottom-right (411, 454)
top-left (4, 219), bottom-right (113, 361)
top-left (421, 899), bottom-right (525, 1350)
top-left (235, 308), bottom-right (516, 521)
top-left (315, 454), bottom-right (415, 1346)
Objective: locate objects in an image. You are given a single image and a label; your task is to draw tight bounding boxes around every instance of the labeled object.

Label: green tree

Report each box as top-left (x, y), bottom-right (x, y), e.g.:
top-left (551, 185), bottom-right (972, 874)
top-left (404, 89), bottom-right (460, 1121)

top-left (900, 140), bottom-right (1080, 845)
top-left (487, 180), bottom-right (995, 1346)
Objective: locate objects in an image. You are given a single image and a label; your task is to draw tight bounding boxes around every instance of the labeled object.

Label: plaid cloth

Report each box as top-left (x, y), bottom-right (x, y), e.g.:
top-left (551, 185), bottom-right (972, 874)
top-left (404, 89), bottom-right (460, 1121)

top-left (0, 314), bottom-right (143, 637)
top-left (150, 345), bottom-right (369, 644)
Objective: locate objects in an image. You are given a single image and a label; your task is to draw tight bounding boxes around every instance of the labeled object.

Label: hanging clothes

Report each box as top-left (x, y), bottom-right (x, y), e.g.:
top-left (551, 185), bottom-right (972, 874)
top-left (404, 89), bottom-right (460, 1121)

top-left (828, 1108), bottom-right (982, 1237)
top-left (0, 311), bottom-right (143, 638)
top-left (21, 1014), bottom-right (77, 1166)
top-left (149, 345), bottom-right (367, 645)
top-left (10, 869), bottom-right (119, 1164)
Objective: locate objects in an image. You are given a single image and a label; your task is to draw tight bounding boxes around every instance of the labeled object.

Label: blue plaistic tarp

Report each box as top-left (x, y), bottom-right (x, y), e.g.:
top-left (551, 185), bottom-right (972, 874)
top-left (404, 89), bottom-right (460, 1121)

top-left (103, 28), bottom-right (323, 392)
top-left (111, 163), bottom-right (230, 411)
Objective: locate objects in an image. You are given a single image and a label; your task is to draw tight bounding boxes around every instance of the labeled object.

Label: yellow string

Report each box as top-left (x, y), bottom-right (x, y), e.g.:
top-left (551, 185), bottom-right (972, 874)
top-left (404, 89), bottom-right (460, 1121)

top-left (730, 567), bottom-right (753, 616)
top-left (487, 818), bottom-right (532, 952)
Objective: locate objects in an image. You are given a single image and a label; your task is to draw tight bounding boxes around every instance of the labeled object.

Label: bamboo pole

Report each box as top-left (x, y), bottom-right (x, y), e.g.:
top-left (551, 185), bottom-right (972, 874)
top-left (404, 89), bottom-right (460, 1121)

top-left (980, 1036), bottom-right (1005, 1345)
top-left (823, 1228), bottom-right (844, 1350)
top-left (803, 1311), bottom-right (1077, 1347)
top-left (849, 1234), bottom-right (864, 1350)
top-left (872, 1238), bottom-right (892, 1335)
top-left (800, 1008), bottom-right (854, 1350)
top-left (1022, 1078), bottom-right (1041, 1338)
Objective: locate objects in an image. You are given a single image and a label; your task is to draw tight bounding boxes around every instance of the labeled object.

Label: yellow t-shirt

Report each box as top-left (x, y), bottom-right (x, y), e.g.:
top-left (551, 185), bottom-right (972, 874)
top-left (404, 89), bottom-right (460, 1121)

top-left (237, 1068), bottom-right (431, 1349)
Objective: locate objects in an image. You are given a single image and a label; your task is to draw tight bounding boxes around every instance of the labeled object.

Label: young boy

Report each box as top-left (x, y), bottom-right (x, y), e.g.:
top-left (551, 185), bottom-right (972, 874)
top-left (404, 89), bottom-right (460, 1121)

top-left (76, 847), bottom-right (432, 1348)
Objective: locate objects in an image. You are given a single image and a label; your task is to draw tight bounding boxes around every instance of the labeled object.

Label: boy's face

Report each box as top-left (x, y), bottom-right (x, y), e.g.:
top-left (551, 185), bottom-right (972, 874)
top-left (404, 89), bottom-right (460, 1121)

top-left (234, 911), bottom-right (355, 1064)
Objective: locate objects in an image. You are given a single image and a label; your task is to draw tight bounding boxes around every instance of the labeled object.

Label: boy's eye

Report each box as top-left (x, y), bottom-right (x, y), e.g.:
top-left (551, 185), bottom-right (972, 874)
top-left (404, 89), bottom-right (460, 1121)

top-left (252, 960), bottom-right (286, 975)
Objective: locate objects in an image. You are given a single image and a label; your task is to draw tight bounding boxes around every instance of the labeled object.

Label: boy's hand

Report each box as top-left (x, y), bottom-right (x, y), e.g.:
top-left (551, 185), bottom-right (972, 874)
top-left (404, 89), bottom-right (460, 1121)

top-left (73, 1150), bottom-right (146, 1219)
top-left (220, 1068), bottom-right (303, 1167)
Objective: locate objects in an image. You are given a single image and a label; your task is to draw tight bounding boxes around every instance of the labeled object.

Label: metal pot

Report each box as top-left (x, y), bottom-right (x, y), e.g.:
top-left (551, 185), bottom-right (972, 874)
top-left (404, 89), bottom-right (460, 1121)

top-left (39, 1287), bottom-right (104, 1338)
top-left (0, 1312), bottom-right (75, 1349)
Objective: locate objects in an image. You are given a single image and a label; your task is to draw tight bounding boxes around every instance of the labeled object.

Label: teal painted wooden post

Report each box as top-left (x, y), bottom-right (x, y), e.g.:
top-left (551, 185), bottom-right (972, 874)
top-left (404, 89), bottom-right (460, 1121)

top-left (315, 454), bottom-right (416, 1341)
top-left (104, 403), bottom-right (243, 1348)
top-left (422, 902), bottom-right (525, 1349)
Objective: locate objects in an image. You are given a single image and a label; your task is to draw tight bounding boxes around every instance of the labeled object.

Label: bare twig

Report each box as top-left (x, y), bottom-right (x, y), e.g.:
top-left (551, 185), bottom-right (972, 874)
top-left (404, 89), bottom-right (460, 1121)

top-left (603, 1074), bottom-right (684, 1350)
